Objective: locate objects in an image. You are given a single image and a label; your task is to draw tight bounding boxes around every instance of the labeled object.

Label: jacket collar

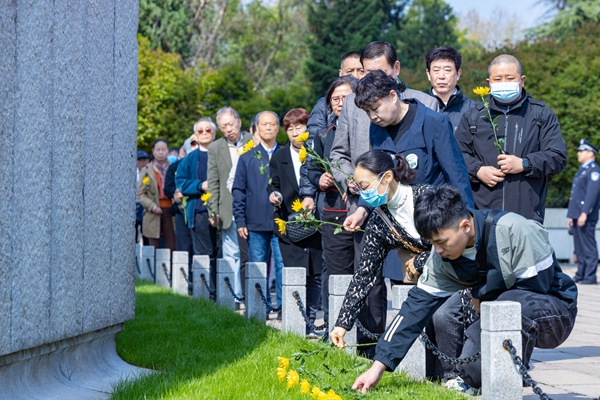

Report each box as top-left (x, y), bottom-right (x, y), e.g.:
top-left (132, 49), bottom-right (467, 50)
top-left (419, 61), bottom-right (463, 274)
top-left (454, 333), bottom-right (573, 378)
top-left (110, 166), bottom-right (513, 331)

top-left (488, 88), bottom-right (530, 113)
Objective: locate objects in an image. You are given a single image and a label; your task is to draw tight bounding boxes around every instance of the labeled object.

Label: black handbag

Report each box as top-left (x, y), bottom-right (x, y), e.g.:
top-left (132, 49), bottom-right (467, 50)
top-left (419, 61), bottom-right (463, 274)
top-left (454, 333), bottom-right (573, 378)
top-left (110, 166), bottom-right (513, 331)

top-left (286, 212), bottom-right (318, 243)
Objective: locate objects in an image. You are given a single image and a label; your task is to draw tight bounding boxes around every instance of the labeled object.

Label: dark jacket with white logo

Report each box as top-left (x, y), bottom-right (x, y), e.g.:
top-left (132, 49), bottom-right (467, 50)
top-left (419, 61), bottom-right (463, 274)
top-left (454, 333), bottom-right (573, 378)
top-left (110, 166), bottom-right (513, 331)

top-left (567, 161), bottom-right (600, 223)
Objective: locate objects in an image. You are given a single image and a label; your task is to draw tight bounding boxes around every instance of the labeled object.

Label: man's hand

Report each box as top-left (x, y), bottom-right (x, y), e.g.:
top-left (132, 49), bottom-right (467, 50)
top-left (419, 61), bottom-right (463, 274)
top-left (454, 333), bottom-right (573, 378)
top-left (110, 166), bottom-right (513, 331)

top-left (302, 197), bottom-right (315, 211)
top-left (269, 192), bottom-right (282, 206)
top-left (209, 213), bottom-right (220, 227)
top-left (497, 154), bottom-right (524, 174)
top-left (578, 212), bottom-right (588, 227)
top-left (319, 172), bottom-right (334, 190)
top-left (173, 189), bottom-right (184, 204)
top-left (348, 179), bottom-right (360, 195)
top-left (329, 327), bottom-right (348, 349)
top-left (237, 227), bottom-right (248, 240)
top-left (477, 166), bottom-right (506, 187)
top-left (151, 205), bottom-right (163, 214)
top-left (567, 218), bottom-right (573, 228)
top-left (202, 180), bottom-right (208, 191)
top-left (343, 207), bottom-right (368, 232)
top-left (352, 361), bottom-right (387, 393)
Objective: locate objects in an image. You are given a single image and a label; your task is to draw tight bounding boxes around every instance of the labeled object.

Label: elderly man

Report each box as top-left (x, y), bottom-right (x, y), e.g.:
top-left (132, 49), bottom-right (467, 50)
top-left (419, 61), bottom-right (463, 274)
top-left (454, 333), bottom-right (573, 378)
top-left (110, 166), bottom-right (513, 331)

top-left (455, 54), bottom-right (567, 223)
top-left (207, 106), bottom-right (252, 299)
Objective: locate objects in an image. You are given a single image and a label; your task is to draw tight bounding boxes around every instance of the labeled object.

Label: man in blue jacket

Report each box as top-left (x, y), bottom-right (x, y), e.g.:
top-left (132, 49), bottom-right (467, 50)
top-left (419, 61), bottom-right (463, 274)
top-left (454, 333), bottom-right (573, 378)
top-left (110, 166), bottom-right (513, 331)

top-left (232, 111), bottom-right (284, 311)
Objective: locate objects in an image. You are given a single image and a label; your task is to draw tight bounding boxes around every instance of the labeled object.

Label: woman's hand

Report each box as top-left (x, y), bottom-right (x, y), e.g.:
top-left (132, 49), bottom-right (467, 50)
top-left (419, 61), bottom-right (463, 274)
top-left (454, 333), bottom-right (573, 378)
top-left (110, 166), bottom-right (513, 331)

top-left (173, 189), bottom-right (183, 204)
top-left (319, 172), bottom-right (334, 190)
top-left (269, 192), bottom-right (282, 206)
top-left (343, 207), bottom-right (368, 232)
top-left (151, 205), bottom-right (162, 214)
top-left (329, 327), bottom-right (348, 349)
top-left (405, 255), bottom-right (420, 280)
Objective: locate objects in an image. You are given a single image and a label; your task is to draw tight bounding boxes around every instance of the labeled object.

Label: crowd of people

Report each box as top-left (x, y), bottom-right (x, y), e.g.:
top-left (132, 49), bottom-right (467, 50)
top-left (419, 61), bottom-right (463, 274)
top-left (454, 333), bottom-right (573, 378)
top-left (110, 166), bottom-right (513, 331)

top-left (136, 40), bottom-right (588, 394)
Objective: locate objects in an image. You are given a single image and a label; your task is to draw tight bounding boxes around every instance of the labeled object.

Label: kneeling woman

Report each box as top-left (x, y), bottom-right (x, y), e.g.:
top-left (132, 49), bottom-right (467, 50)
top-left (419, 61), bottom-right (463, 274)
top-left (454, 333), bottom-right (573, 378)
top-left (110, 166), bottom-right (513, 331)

top-left (329, 150), bottom-right (432, 347)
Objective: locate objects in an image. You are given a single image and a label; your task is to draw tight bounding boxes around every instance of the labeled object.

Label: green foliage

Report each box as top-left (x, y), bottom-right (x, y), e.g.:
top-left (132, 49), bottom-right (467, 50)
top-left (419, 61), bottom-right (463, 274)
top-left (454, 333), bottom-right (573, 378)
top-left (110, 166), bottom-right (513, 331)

top-left (138, 0), bottom-right (193, 58)
top-left (112, 280), bottom-right (465, 399)
top-left (528, 0), bottom-right (600, 41)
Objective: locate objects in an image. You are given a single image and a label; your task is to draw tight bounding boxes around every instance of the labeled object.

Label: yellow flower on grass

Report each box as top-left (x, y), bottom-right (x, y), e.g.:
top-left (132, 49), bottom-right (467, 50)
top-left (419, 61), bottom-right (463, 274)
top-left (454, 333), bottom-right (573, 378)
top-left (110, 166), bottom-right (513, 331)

top-left (286, 369), bottom-right (299, 388)
top-left (291, 198), bottom-right (303, 213)
top-left (326, 389), bottom-right (342, 400)
top-left (473, 86), bottom-right (491, 96)
top-left (310, 386), bottom-right (324, 398)
top-left (142, 176), bottom-right (150, 185)
top-left (201, 192), bottom-right (212, 206)
top-left (277, 357), bottom-right (290, 371)
top-left (296, 131), bottom-right (310, 143)
top-left (240, 139), bottom-right (255, 155)
top-left (300, 379), bottom-right (310, 394)
top-left (299, 146), bottom-right (307, 165)
top-left (275, 218), bottom-right (287, 235)
top-left (277, 367), bottom-right (287, 381)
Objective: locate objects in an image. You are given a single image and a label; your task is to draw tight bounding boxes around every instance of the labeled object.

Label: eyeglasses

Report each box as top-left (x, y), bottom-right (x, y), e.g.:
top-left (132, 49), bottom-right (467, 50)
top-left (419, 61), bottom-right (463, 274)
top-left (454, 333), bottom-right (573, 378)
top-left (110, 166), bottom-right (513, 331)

top-left (357, 173), bottom-right (384, 192)
top-left (196, 128), bottom-right (213, 134)
top-left (331, 95), bottom-right (347, 105)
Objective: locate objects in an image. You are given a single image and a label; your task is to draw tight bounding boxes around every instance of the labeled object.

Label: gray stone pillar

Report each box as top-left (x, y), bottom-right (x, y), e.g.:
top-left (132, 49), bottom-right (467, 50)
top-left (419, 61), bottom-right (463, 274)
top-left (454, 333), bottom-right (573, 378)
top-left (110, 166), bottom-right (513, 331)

top-left (392, 285), bottom-right (426, 379)
top-left (140, 246), bottom-right (156, 283)
top-left (172, 251), bottom-right (189, 296)
top-left (192, 255), bottom-right (211, 300)
top-left (245, 262), bottom-right (267, 322)
top-left (155, 249), bottom-right (172, 289)
top-left (282, 267), bottom-right (306, 336)
top-left (135, 243), bottom-right (143, 279)
top-left (328, 275), bottom-right (356, 352)
top-left (217, 258), bottom-right (236, 310)
top-left (481, 301), bottom-right (522, 400)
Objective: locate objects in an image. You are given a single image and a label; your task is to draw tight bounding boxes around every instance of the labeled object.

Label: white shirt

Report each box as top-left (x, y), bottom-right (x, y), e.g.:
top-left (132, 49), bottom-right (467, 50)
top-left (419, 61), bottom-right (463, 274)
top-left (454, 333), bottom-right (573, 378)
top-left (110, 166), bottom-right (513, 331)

top-left (289, 145), bottom-right (301, 186)
top-left (386, 184), bottom-right (420, 240)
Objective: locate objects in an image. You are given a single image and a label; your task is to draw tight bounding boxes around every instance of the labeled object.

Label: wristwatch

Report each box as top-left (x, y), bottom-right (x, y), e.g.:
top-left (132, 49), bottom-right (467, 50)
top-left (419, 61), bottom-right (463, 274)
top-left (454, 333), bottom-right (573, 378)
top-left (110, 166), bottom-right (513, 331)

top-left (522, 157), bottom-right (532, 173)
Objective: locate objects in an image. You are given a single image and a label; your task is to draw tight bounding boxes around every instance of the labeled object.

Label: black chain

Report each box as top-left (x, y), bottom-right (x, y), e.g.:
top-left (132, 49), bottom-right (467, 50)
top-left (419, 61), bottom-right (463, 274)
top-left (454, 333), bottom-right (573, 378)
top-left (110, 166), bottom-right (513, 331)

top-left (135, 257), bottom-right (141, 275)
top-left (200, 273), bottom-right (216, 295)
top-left (161, 263), bottom-right (172, 285)
top-left (254, 283), bottom-right (282, 313)
top-left (223, 276), bottom-right (245, 302)
top-left (291, 291), bottom-right (328, 331)
top-left (180, 267), bottom-right (191, 285)
top-left (459, 289), bottom-right (478, 329)
top-left (146, 258), bottom-right (155, 280)
top-left (420, 333), bottom-right (481, 366)
top-left (503, 339), bottom-right (552, 400)
top-left (354, 319), bottom-right (382, 341)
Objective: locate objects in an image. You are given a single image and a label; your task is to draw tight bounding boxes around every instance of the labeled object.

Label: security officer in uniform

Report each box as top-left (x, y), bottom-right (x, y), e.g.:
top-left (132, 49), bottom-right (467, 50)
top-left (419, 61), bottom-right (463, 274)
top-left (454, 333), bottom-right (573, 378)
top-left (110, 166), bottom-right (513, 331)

top-left (567, 139), bottom-right (600, 284)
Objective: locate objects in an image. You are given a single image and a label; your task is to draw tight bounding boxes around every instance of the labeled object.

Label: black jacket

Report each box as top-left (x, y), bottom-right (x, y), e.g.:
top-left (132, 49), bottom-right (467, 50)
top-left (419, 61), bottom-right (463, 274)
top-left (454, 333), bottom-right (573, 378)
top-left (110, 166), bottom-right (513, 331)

top-left (164, 160), bottom-right (181, 215)
top-left (455, 90), bottom-right (566, 223)
top-left (429, 86), bottom-right (476, 133)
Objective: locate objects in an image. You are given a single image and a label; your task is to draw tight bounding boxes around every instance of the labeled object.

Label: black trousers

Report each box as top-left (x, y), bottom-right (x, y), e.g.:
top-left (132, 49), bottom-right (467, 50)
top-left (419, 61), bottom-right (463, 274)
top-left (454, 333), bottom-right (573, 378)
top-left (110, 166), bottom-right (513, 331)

top-left (573, 220), bottom-right (599, 283)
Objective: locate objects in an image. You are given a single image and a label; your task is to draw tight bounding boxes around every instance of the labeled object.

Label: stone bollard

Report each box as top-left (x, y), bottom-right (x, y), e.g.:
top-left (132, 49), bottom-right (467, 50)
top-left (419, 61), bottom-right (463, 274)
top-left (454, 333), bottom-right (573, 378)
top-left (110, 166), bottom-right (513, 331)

top-left (135, 243), bottom-right (143, 279)
top-left (392, 285), bottom-right (426, 379)
top-left (328, 275), bottom-right (356, 353)
top-left (282, 267), bottom-right (306, 336)
top-left (192, 255), bottom-right (211, 300)
top-left (140, 246), bottom-right (155, 283)
top-left (245, 262), bottom-right (267, 322)
top-left (172, 251), bottom-right (189, 296)
top-left (481, 301), bottom-right (522, 400)
top-left (217, 258), bottom-right (236, 310)
top-left (155, 249), bottom-right (172, 289)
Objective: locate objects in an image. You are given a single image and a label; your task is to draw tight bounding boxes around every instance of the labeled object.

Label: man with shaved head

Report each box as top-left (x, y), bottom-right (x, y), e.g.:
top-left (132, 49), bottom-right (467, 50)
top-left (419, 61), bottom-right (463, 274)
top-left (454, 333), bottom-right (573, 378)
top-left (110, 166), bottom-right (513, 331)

top-left (455, 54), bottom-right (566, 223)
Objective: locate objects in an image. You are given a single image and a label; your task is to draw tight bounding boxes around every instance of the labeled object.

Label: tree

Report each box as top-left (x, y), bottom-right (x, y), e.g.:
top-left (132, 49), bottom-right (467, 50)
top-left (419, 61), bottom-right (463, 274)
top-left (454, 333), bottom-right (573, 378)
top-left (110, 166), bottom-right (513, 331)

top-left (529, 0), bottom-right (600, 41)
top-left (457, 8), bottom-right (526, 51)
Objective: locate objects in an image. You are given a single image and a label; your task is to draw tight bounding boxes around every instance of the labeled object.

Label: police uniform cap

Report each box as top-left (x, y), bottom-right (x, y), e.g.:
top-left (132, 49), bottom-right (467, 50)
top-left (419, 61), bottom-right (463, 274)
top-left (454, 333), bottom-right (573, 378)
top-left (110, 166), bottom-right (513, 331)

top-left (578, 139), bottom-right (598, 154)
top-left (137, 150), bottom-right (150, 160)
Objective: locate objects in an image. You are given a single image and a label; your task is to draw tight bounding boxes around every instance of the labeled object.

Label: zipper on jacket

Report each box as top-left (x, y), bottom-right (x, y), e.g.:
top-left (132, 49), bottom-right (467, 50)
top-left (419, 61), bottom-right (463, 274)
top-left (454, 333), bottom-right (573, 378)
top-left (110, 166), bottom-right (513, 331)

top-left (501, 107), bottom-right (511, 212)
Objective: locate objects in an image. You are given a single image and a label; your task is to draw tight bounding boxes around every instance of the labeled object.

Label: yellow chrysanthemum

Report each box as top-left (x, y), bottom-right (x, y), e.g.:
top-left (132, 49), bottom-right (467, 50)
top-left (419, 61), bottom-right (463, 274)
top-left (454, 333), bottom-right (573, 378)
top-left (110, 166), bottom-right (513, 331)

top-left (291, 198), bottom-right (303, 213)
top-left (142, 176), bottom-right (150, 185)
top-left (240, 139), bottom-right (255, 155)
top-left (473, 86), bottom-right (491, 96)
top-left (286, 370), bottom-right (299, 389)
top-left (275, 218), bottom-right (287, 235)
top-left (310, 386), bottom-right (324, 398)
top-left (277, 357), bottom-right (290, 371)
top-left (299, 146), bottom-right (307, 165)
top-left (277, 367), bottom-right (287, 382)
top-left (300, 379), bottom-right (311, 394)
top-left (296, 131), bottom-right (310, 143)
top-left (201, 192), bottom-right (212, 206)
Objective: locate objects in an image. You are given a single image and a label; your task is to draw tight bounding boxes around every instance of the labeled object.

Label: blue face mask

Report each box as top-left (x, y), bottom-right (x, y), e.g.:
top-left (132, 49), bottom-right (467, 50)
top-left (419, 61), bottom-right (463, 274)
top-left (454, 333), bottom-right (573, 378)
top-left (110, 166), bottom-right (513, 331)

top-left (359, 174), bottom-right (389, 208)
top-left (167, 154), bottom-right (178, 164)
top-left (490, 82), bottom-right (521, 103)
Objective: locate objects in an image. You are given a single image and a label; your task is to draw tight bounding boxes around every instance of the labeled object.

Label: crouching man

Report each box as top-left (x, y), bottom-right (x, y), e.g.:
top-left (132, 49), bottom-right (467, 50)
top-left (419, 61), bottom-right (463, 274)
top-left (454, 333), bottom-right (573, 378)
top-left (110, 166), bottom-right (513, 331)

top-left (351, 185), bottom-right (578, 393)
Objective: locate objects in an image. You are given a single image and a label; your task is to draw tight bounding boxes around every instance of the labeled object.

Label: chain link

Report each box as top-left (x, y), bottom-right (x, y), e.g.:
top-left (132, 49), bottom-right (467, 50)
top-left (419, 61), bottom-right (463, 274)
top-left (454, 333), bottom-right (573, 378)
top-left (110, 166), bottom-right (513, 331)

top-left (354, 319), bottom-right (382, 341)
top-left (146, 258), bottom-right (155, 280)
top-left (200, 273), bottom-right (216, 295)
top-left (420, 333), bottom-right (481, 366)
top-left (459, 289), bottom-right (477, 328)
top-left (180, 267), bottom-right (191, 285)
top-left (161, 263), bottom-right (172, 285)
top-left (254, 283), bottom-right (282, 313)
top-left (291, 291), bottom-right (328, 331)
top-left (223, 276), bottom-right (245, 302)
top-left (503, 339), bottom-right (552, 400)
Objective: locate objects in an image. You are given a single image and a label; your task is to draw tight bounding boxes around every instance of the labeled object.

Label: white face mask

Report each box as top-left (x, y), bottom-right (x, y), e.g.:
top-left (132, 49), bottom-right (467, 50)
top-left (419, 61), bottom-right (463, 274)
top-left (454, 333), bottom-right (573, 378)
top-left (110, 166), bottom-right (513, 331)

top-left (490, 81), bottom-right (521, 103)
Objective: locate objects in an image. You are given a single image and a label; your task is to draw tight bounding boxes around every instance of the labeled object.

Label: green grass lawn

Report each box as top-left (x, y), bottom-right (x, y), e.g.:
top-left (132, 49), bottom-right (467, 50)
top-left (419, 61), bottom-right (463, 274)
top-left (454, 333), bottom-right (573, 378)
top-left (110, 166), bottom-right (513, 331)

top-left (112, 280), bottom-right (465, 399)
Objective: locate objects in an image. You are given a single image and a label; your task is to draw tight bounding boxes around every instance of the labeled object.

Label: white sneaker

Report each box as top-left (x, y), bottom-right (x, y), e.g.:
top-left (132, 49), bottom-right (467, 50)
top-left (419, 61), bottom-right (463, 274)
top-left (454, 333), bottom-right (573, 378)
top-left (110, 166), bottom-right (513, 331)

top-left (445, 377), bottom-right (470, 392)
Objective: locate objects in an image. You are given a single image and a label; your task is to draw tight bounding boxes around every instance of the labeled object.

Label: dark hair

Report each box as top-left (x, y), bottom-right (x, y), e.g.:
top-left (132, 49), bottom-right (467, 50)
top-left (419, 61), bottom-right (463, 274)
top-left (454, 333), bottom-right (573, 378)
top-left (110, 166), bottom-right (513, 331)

top-left (355, 150), bottom-right (416, 185)
top-left (152, 138), bottom-right (168, 149)
top-left (169, 147), bottom-right (179, 153)
top-left (354, 70), bottom-right (406, 110)
top-left (414, 185), bottom-right (469, 239)
top-left (283, 108), bottom-right (310, 131)
top-left (360, 41), bottom-right (397, 69)
top-left (425, 46), bottom-right (462, 71)
top-left (325, 75), bottom-right (359, 113)
top-left (250, 114), bottom-right (258, 133)
top-left (340, 51), bottom-right (361, 69)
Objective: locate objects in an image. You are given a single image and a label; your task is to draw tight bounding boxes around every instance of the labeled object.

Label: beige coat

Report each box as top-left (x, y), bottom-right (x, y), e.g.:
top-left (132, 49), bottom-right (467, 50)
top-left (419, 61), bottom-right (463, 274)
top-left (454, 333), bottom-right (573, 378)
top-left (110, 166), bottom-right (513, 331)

top-left (137, 162), bottom-right (161, 239)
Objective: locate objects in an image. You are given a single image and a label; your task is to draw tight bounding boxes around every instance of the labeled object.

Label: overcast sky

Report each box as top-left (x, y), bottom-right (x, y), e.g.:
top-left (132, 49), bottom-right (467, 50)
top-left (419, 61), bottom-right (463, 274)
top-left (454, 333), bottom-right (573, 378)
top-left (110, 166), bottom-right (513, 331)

top-left (446, 0), bottom-right (552, 29)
